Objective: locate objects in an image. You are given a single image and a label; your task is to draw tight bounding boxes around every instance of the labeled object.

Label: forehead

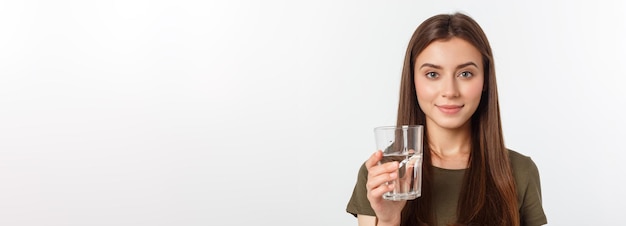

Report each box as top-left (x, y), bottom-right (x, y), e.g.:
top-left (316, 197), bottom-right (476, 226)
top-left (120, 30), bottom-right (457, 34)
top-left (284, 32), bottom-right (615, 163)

top-left (415, 37), bottom-right (483, 68)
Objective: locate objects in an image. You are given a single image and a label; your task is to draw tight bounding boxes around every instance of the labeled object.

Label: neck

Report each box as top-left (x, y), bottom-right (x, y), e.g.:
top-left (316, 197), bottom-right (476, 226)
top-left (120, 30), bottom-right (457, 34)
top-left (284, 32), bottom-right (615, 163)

top-left (426, 121), bottom-right (472, 169)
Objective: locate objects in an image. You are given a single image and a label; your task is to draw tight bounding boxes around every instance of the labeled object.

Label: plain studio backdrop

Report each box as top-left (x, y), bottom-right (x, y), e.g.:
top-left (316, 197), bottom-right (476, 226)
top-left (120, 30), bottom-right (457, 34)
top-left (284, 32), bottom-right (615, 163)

top-left (1, 1), bottom-right (624, 225)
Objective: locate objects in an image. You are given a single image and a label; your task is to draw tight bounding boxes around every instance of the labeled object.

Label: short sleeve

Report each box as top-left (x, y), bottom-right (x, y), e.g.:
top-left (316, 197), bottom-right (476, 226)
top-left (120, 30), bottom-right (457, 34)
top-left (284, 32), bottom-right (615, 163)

top-left (346, 162), bottom-right (376, 217)
top-left (510, 150), bottom-right (548, 226)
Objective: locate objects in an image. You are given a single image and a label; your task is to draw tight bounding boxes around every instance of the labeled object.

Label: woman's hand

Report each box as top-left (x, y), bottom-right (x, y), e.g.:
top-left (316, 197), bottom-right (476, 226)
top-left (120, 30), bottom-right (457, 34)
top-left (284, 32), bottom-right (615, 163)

top-left (365, 150), bottom-right (406, 226)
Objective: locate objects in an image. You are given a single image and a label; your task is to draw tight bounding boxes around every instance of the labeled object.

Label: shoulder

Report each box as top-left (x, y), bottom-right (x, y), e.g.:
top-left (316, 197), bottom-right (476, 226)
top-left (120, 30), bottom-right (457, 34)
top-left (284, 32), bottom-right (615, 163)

top-left (354, 161), bottom-right (369, 184)
top-left (346, 161), bottom-right (376, 217)
top-left (358, 161), bottom-right (368, 176)
top-left (507, 149), bottom-right (538, 172)
top-left (507, 149), bottom-right (548, 224)
top-left (507, 149), bottom-right (542, 190)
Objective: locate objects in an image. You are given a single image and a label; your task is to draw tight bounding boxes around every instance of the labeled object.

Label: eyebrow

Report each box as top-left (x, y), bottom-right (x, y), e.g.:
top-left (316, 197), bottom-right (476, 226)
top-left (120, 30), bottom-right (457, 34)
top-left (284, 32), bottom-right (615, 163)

top-left (419, 62), bottom-right (479, 70)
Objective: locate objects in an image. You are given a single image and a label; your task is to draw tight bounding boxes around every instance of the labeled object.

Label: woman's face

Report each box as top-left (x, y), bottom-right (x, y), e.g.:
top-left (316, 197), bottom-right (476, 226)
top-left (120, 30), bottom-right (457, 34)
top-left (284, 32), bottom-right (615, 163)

top-left (414, 37), bottom-right (484, 131)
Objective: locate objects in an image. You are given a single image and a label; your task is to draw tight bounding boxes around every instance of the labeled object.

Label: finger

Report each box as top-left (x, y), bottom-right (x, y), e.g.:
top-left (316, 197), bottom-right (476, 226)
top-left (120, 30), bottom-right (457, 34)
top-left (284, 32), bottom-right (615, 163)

top-left (368, 182), bottom-right (395, 200)
top-left (368, 161), bottom-right (398, 178)
top-left (366, 165), bottom-right (398, 190)
top-left (365, 150), bottom-right (383, 170)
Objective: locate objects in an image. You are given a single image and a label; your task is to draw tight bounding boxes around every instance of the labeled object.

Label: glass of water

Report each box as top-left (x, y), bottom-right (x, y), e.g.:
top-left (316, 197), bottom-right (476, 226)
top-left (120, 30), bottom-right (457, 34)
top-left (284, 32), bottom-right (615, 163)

top-left (374, 125), bottom-right (424, 201)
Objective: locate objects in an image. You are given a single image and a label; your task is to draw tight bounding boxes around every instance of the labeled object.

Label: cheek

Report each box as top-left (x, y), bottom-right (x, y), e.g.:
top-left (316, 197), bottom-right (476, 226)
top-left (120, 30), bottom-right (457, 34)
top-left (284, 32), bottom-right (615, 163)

top-left (414, 81), bottom-right (435, 107)
top-left (464, 79), bottom-right (484, 101)
top-left (414, 78), bottom-right (432, 97)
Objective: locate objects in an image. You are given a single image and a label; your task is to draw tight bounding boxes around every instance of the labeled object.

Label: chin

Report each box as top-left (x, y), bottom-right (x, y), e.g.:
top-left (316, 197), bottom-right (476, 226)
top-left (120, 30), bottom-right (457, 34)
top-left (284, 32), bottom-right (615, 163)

top-left (430, 119), bottom-right (471, 130)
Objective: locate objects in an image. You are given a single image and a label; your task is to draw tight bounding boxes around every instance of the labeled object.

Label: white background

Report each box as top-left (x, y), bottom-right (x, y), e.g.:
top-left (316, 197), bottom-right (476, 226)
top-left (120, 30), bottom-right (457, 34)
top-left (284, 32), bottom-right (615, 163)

top-left (1, 1), bottom-right (624, 225)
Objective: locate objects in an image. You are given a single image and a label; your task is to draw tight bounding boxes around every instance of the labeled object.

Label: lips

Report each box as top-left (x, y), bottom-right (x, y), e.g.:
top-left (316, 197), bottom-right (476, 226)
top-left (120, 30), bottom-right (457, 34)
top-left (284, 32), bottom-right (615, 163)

top-left (436, 104), bottom-right (463, 114)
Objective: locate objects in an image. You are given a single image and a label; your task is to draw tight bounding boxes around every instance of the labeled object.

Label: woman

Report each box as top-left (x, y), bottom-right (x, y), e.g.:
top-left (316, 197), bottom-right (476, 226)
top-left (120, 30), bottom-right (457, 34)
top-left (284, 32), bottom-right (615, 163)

top-left (346, 13), bottom-right (547, 226)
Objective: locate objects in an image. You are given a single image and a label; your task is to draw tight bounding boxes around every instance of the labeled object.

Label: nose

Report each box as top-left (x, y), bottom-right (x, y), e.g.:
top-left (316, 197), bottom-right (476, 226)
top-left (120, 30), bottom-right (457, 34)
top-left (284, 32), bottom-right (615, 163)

top-left (441, 76), bottom-right (460, 98)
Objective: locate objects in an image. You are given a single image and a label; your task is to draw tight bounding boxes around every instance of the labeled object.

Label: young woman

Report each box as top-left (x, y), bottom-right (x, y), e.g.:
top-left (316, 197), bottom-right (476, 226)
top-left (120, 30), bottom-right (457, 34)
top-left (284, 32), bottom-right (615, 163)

top-left (346, 13), bottom-right (547, 226)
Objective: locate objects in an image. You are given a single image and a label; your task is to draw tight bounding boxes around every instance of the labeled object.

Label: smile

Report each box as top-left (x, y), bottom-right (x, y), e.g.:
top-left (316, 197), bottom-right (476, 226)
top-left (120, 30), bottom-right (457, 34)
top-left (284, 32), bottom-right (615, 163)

top-left (436, 104), bottom-right (464, 114)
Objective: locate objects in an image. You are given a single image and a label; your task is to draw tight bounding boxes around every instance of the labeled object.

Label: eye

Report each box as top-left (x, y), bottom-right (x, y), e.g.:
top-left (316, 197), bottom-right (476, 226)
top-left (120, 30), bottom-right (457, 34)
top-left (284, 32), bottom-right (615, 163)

top-left (425, 72), bottom-right (438, 79)
top-left (459, 71), bottom-right (473, 78)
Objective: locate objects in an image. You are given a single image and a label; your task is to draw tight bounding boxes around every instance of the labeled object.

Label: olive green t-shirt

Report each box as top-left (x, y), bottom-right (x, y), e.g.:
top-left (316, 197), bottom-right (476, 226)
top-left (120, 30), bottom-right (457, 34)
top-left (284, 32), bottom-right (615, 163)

top-left (346, 150), bottom-right (547, 226)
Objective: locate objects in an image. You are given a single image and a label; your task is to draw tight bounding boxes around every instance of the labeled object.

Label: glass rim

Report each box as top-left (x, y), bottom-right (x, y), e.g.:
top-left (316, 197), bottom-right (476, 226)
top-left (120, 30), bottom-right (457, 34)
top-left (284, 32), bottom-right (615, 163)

top-left (374, 125), bottom-right (424, 130)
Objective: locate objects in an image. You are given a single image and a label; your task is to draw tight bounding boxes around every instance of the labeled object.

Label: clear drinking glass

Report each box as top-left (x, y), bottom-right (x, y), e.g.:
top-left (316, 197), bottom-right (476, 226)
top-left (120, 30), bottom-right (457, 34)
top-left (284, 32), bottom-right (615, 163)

top-left (374, 125), bottom-right (424, 201)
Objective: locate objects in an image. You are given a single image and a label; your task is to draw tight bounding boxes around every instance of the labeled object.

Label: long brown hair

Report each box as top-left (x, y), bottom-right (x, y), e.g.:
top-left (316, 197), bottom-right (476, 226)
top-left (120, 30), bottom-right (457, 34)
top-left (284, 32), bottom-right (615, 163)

top-left (396, 13), bottom-right (519, 226)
